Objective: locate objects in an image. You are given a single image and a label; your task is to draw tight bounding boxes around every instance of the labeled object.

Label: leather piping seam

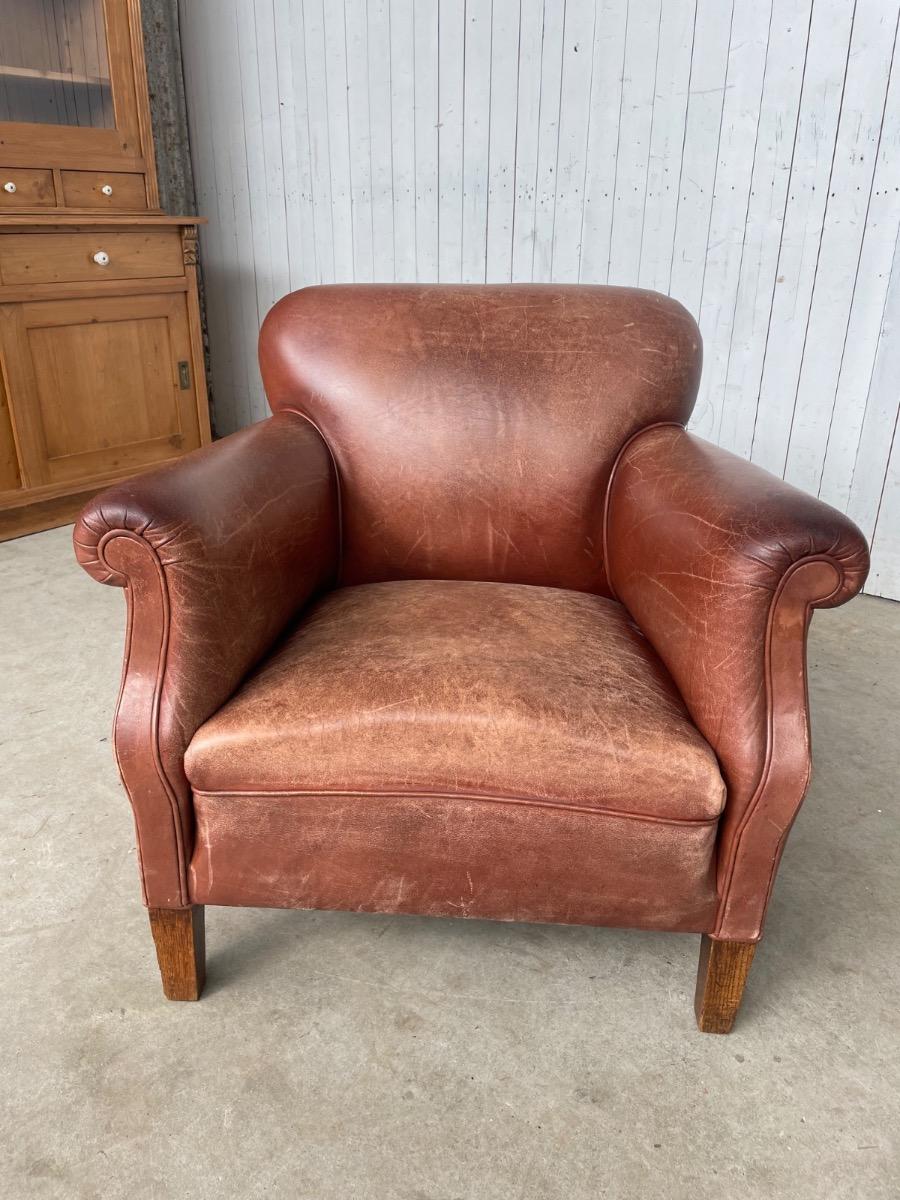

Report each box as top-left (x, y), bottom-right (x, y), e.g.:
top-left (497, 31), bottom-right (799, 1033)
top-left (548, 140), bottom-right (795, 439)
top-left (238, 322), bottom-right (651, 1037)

top-left (281, 408), bottom-right (344, 587)
top-left (713, 553), bottom-right (843, 936)
top-left (601, 420), bottom-right (685, 603)
top-left (96, 528), bottom-right (188, 907)
top-left (114, 552), bottom-right (147, 902)
top-left (190, 786), bottom-right (720, 827)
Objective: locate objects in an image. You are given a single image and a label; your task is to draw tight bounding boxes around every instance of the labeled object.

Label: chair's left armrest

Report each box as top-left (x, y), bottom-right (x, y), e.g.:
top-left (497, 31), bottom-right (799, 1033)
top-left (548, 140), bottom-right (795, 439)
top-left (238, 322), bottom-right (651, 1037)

top-left (74, 413), bottom-right (339, 907)
top-left (605, 425), bottom-right (869, 941)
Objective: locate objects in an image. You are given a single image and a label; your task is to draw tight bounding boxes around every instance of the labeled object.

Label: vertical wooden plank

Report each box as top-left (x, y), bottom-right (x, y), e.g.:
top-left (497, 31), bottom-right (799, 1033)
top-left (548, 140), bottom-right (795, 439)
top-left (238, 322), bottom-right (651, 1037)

top-left (346, 0), bottom-right (375, 282)
top-left (322, 0), bottom-right (355, 281)
top-left (510, 0), bottom-right (545, 281)
top-left (227, 0), bottom-right (268, 422)
top-left (867, 413), bottom-right (900, 598)
top-left (368, 0), bottom-right (396, 281)
top-left (303, 0), bottom-right (338, 282)
top-left (578, 0), bottom-right (628, 284)
top-left (256, 0), bottom-right (292, 328)
top-left (438, 0), bottom-right (465, 282)
top-left (692, 0), bottom-right (771, 439)
top-left (847, 225), bottom-right (900, 542)
top-left (179, 0), bottom-right (238, 433)
top-left (638, 0), bottom-right (695, 293)
top-left (390, 0), bottom-right (417, 281)
top-left (668, 0), bottom-right (734, 315)
top-left (235, 0), bottom-right (276, 347)
top-left (276, 0), bottom-right (319, 291)
top-left (530, 2), bottom-right (566, 282)
top-left (462, 0), bottom-right (493, 283)
top-left (716, 0), bottom-right (811, 457)
top-left (550, 0), bottom-right (597, 283)
top-left (784, 1), bottom-right (900, 494)
top-left (189, 0), bottom-right (236, 431)
top-left (255, 0), bottom-right (292, 313)
top-left (819, 48), bottom-right (900, 510)
top-left (607, 0), bottom-right (661, 286)
top-left (749, 0), bottom-right (855, 476)
top-left (208, 0), bottom-right (258, 427)
top-left (485, 0), bottom-right (521, 282)
top-left (414, 0), bottom-right (440, 280)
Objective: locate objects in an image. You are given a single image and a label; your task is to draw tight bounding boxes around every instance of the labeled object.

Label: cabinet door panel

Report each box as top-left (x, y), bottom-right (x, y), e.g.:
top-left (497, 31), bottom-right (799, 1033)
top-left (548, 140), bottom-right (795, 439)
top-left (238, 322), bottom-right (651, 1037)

top-left (1, 292), bottom-right (201, 488)
top-left (0, 361), bottom-right (21, 491)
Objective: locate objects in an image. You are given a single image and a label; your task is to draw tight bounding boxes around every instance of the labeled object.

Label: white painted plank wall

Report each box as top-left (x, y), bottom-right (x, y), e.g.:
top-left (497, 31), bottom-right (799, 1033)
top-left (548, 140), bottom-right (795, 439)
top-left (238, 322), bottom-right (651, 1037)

top-left (179, 0), bottom-right (900, 599)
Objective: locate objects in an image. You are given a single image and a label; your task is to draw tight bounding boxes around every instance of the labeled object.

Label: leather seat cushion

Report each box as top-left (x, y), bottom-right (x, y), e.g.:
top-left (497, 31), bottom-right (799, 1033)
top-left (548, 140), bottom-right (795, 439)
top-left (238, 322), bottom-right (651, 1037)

top-left (185, 581), bottom-right (723, 930)
top-left (186, 580), bottom-right (724, 819)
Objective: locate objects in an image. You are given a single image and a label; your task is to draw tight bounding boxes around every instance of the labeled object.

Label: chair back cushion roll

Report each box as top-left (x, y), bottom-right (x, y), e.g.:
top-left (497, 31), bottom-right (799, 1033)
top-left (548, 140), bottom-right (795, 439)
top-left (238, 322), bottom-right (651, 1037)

top-left (260, 284), bottom-right (700, 592)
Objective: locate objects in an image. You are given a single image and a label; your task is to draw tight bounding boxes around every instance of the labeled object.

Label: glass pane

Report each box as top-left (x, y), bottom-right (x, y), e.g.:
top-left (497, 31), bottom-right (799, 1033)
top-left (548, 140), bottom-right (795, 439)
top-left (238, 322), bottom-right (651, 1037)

top-left (0, 0), bottom-right (113, 128)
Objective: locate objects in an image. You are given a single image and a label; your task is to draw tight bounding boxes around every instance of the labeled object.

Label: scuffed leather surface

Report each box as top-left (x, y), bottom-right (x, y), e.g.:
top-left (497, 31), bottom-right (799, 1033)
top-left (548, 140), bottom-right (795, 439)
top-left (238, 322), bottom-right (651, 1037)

top-left (259, 284), bottom-right (701, 593)
top-left (605, 426), bottom-right (869, 940)
top-left (74, 282), bottom-right (869, 943)
top-left (185, 580), bottom-right (725, 822)
top-left (73, 414), bottom-right (339, 905)
top-left (189, 789), bottom-right (719, 933)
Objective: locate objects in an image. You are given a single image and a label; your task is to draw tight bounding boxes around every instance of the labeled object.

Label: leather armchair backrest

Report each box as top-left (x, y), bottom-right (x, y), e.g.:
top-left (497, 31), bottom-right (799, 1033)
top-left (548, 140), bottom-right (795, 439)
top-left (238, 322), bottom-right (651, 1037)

top-left (259, 284), bottom-right (701, 593)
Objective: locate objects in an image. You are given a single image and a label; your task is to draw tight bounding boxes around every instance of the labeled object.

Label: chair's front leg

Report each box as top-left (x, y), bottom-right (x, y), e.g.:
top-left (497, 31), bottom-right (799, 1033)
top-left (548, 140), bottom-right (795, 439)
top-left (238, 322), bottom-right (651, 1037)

top-left (694, 934), bottom-right (757, 1033)
top-left (148, 906), bottom-right (206, 1000)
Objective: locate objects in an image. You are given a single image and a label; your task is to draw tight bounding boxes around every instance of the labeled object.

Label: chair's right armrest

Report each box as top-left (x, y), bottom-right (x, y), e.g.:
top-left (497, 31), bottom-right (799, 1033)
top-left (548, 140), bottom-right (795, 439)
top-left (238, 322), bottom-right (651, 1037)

top-left (604, 425), bottom-right (868, 941)
top-left (74, 413), bottom-right (339, 907)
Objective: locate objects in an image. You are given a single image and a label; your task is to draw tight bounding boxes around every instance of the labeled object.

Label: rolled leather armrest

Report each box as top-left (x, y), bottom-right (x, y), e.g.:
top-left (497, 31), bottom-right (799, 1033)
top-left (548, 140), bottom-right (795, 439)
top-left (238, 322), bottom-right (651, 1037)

top-left (604, 424), bottom-right (869, 941)
top-left (74, 413), bottom-right (339, 907)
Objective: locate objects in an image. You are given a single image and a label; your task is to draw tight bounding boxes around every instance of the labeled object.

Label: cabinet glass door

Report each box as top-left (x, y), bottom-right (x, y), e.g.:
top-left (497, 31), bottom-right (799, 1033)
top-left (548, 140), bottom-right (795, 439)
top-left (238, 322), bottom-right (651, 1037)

top-left (0, 0), bottom-right (145, 170)
top-left (0, 0), bottom-right (113, 127)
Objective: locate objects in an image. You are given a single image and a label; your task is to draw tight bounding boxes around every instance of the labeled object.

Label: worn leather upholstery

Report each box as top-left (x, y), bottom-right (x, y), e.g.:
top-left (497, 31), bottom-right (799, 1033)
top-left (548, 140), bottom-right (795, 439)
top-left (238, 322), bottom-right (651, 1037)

top-left (185, 580), bottom-right (724, 929)
top-left (605, 427), bottom-right (869, 939)
top-left (74, 414), bottom-right (338, 905)
top-left (75, 283), bottom-right (868, 943)
top-left (186, 581), bottom-right (724, 818)
top-left (259, 284), bottom-right (701, 592)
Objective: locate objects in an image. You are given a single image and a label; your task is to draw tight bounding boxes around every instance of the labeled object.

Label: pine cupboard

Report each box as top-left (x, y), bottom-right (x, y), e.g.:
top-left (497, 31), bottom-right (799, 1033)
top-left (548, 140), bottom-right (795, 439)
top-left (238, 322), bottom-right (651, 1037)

top-left (0, 0), bottom-right (210, 539)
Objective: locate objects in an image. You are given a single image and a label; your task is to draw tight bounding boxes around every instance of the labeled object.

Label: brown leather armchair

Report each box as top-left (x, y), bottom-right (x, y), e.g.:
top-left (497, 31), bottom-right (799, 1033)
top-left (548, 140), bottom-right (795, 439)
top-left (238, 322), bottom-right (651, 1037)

top-left (74, 285), bottom-right (869, 1032)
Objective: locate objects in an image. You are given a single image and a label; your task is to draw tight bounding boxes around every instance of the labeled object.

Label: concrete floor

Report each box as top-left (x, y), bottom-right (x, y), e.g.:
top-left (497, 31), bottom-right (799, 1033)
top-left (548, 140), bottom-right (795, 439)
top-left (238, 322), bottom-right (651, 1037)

top-left (1, 524), bottom-right (898, 1200)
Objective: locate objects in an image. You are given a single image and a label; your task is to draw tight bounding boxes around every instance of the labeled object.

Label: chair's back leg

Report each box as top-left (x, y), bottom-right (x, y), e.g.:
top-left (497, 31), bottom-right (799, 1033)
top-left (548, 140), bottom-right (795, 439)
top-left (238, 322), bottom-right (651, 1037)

top-left (148, 906), bottom-right (206, 1000)
top-left (694, 934), bottom-right (756, 1033)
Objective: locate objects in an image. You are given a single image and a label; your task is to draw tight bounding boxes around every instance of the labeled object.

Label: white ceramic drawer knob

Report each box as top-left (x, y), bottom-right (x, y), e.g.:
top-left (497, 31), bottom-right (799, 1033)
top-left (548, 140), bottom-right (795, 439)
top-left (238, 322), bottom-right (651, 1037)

top-left (101, 184), bottom-right (113, 196)
top-left (3, 181), bottom-right (16, 194)
top-left (92, 250), bottom-right (110, 266)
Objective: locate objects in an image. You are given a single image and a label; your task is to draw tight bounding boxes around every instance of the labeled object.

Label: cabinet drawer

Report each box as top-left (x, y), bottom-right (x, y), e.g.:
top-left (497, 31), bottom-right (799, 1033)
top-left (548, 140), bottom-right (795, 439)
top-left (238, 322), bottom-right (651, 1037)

top-left (0, 231), bottom-right (184, 286)
top-left (0, 168), bottom-right (56, 209)
top-left (60, 171), bottom-right (148, 210)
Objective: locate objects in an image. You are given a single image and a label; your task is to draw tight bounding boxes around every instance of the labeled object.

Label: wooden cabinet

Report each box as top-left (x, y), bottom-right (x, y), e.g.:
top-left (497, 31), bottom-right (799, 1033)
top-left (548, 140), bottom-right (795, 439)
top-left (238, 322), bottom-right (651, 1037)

top-left (0, 2), bottom-right (210, 539)
top-left (0, 216), bottom-right (208, 538)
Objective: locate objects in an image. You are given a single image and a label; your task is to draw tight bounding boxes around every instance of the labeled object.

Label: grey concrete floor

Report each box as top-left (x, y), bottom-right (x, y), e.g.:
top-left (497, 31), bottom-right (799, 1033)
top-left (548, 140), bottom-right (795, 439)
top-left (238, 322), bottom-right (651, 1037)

top-left (1, 524), bottom-right (898, 1200)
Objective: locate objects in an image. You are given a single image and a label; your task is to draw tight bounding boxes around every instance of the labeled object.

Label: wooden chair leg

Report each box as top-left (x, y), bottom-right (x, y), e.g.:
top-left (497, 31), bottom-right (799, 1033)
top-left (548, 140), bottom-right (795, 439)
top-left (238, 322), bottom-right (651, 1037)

top-left (148, 906), bottom-right (206, 1000)
top-left (694, 934), bottom-right (756, 1034)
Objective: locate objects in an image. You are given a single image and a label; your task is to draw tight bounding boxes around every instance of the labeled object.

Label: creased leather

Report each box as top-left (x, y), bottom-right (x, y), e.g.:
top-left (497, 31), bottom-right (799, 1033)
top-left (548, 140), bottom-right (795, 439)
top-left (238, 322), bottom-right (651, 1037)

top-left (185, 580), bottom-right (725, 823)
top-left (75, 283), bottom-right (869, 947)
top-left (189, 788), bottom-right (720, 933)
top-left (605, 426), bottom-right (869, 940)
top-left (73, 414), bottom-right (339, 905)
top-left (259, 284), bottom-right (701, 593)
